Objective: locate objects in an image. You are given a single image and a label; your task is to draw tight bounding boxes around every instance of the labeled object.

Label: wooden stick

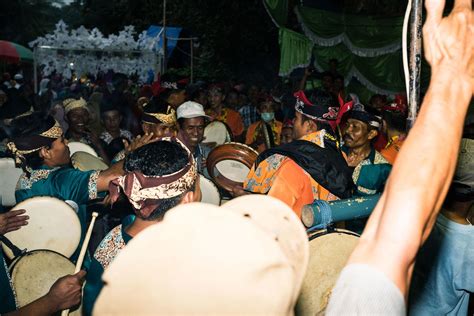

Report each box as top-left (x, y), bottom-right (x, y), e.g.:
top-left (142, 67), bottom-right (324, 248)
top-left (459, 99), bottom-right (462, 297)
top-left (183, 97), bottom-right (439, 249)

top-left (61, 212), bottom-right (99, 316)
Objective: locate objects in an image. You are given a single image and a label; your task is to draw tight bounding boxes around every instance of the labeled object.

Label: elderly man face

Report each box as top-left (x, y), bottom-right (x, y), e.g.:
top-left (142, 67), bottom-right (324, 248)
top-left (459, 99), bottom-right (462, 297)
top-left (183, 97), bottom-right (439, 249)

top-left (343, 118), bottom-right (377, 148)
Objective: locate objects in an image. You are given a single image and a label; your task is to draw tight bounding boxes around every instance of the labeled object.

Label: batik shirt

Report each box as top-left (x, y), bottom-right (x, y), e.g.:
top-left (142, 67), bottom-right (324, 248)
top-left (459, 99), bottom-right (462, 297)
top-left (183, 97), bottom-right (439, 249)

top-left (99, 129), bottom-right (133, 145)
top-left (244, 130), bottom-right (339, 217)
top-left (245, 120), bottom-right (283, 153)
top-left (83, 215), bottom-right (134, 316)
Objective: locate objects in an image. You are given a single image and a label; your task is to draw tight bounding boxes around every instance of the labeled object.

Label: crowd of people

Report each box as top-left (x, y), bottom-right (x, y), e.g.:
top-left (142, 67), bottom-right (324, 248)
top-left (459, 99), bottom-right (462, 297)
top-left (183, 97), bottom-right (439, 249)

top-left (0, 0), bottom-right (472, 314)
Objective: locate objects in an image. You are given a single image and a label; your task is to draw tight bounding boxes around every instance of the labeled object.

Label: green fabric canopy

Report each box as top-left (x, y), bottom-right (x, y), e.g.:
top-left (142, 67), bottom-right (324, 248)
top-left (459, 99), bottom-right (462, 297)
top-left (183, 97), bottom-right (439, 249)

top-left (278, 28), bottom-right (313, 76)
top-left (295, 6), bottom-right (403, 56)
top-left (264, 0), bottom-right (432, 100)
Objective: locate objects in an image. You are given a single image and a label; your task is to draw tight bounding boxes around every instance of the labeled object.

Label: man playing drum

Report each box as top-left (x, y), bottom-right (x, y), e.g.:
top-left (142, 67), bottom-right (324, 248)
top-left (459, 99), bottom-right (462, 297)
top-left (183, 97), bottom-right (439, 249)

top-left (239, 90), bottom-right (353, 217)
top-left (0, 210), bottom-right (86, 315)
top-left (6, 112), bottom-right (129, 263)
top-left (83, 138), bottom-right (200, 315)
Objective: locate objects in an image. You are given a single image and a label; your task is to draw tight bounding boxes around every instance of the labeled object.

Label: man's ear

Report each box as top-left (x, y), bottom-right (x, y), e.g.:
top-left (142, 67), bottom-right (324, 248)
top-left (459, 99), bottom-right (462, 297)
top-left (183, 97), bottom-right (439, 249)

top-left (180, 191), bottom-right (195, 204)
top-left (306, 119), bottom-right (318, 133)
top-left (39, 147), bottom-right (51, 160)
top-left (368, 129), bottom-right (378, 140)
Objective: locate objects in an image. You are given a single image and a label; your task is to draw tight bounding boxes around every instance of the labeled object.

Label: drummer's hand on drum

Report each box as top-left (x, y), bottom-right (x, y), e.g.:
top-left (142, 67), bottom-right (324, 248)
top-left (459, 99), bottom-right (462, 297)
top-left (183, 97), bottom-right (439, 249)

top-left (46, 270), bottom-right (86, 311)
top-left (231, 184), bottom-right (252, 197)
top-left (0, 209), bottom-right (29, 235)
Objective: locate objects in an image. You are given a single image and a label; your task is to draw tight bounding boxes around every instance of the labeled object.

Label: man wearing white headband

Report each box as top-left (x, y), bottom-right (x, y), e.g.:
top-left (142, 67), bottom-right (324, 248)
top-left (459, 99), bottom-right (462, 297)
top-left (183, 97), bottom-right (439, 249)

top-left (83, 138), bottom-right (200, 316)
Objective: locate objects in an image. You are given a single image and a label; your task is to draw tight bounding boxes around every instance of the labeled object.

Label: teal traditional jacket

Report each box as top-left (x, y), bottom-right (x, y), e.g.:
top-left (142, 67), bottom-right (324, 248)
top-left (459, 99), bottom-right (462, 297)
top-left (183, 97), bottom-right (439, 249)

top-left (342, 146), bottom-right (392, 196)
top-left (15, 165), bottom-right (102, 264)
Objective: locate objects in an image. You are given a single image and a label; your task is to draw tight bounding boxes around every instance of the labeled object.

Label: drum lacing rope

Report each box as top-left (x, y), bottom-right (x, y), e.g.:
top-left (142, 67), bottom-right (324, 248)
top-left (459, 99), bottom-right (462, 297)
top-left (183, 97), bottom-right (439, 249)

top-left (306, 200), bottom-right (333, 233)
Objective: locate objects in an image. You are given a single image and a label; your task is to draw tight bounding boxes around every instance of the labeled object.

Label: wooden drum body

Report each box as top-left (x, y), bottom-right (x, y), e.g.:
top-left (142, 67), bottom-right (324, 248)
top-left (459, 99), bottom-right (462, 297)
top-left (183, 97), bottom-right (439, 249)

top-left (206, 142), bottom-right (258, 192)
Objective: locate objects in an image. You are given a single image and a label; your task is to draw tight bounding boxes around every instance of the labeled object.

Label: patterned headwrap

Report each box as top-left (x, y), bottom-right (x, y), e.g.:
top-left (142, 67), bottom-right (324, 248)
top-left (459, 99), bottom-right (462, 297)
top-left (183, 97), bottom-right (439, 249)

top-left (108, 137), bottom-right (197, 217)
top-left (64, 97), bottom-right (89, 115)
top-left (142, 105), bottom-right (177, 125)
top-left (7, 116), bottom-right (63, 165)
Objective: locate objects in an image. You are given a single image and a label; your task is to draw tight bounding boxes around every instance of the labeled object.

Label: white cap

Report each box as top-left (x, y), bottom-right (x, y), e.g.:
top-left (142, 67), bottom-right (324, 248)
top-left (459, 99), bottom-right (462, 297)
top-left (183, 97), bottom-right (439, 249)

top-left (176, 101), bottom-right (210, 120)
top-left (94, 195), bottom-right (309, 315)
top-left (14, 74), bottom-right (23, 81)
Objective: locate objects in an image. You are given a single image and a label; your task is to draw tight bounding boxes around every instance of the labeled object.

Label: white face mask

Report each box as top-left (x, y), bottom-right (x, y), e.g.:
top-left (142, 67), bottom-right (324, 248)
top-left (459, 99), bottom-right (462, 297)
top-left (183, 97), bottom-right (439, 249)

top-left (261, 112), bottom-right (275, 122)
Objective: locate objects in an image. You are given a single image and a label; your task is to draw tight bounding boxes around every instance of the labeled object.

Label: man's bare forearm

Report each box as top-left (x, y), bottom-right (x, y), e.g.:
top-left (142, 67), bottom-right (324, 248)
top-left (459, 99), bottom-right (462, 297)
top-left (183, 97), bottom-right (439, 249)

top-left (349, 67), bottom-right (472, 294)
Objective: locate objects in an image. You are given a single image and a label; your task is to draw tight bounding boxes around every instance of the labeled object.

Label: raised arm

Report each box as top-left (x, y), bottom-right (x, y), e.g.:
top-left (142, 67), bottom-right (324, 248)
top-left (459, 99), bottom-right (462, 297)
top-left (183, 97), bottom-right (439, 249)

top-left (347, 0), bottom-right (473, 296)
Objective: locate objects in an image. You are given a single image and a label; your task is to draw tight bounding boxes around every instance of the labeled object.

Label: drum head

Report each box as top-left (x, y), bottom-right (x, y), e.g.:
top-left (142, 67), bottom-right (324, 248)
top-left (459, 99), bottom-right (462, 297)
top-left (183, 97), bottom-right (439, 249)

top-left (295, 229), bottom-right (359, 315)
top-left (203, 121), bottom-right (232, 147)
top-left (2, 197), bottom-right (82, 259)
top-left (206, 142), bottom-right (258, 192)
top-left (10, 250), bottom-right (82, 315)
top-left (199, 175), bottom-right (221, 205)
top-left (71, 151), bottom-right (109, 171)
top-left (68, 141), bottom-right (98, 157)
top-left (0, 158), bottom-right (23, 207)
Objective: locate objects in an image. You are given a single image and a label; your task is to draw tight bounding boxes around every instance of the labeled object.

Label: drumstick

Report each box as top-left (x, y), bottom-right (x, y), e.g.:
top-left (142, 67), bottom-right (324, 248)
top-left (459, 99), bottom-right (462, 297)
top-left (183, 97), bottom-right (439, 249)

top-left (61, 212), bottom-right (99, 316)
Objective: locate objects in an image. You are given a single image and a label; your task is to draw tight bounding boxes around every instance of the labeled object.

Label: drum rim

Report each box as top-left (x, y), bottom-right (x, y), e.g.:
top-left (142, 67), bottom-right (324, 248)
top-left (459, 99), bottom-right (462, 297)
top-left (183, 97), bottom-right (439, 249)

top-left (71, 151), bottom-right (109, 170)
top-left (9, 248), bottom-right (73, 271)
top-left (307, 228), bottom-right (360, 241)
top-left (199, 174), bottom-right (221, 205)
top-left (3, 196), bottom-right (82, 259)
top-left (206, 142), bottom-right (258, 192)
top-left (203, 120), bottom-right (234, 145)
top-left (67, 141), bottom-right (98, 157)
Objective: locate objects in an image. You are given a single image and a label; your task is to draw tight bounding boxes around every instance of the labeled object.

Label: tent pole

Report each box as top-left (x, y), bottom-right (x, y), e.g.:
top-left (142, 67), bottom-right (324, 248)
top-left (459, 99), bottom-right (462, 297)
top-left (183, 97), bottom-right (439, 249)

top-left (407, 0), bottom-right (423, 130)
top-left (190, 39), bottom-right (194, 83)
top-left (162, 0), bottom-right (167, 74)
top-left (33, 48), bottom-right (38, 94)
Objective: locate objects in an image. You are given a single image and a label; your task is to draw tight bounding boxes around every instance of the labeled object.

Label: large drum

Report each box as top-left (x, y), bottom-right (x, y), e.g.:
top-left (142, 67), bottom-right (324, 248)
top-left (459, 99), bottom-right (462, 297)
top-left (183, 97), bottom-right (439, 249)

top-left (0, 158), bottom-right (23, 207)
top-left (295, 229), bottom-right (359, 316)
top-left (9, 250), bottom-right (82, 315)
top-left (71, 151), bottom-right (109, 171)
top-left (199, 175), bottom-right (221, 206)
top-left (206, 142), bottom-right (258, 192)
top-left (68, 141), bottom-right (98, 157)
top-left (2, 197), bottom-right (82, 259)
top-left (203, 121), bottom-right (232, 147)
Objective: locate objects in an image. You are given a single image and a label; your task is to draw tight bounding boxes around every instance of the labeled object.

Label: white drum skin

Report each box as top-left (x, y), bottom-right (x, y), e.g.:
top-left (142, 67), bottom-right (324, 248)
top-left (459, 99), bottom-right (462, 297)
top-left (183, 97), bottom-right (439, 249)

top-left (71, 151), bottom-right (108, 171)
top-left (9, 250), bottom-right (82, 315)
top-left (3, 197), bottom-right (82, 259)
top-left (199, 175), bottom-right (221, 205)
top-left (295, 229), bottom-right (359, 315)
top-left (68, 142), bottom-right (98, 157)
